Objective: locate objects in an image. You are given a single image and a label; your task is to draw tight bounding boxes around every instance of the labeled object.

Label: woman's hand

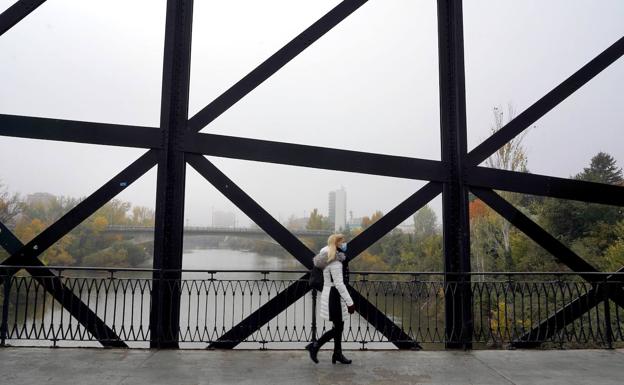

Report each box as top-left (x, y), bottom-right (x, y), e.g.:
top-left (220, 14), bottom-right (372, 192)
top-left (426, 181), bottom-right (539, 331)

top-left (347, 304), bottom-right (355, 314)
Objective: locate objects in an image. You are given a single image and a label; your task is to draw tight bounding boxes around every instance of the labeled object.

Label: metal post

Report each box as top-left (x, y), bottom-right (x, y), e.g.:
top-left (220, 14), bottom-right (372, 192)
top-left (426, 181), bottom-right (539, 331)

top-left (602, 280), bottom-right (613, 349)
top-left (1, 275), bottom-right (11, 346)
top-left (311, 290), bottom-right (318, 342)
top-left (150, 0), bottom-right (194, 349)
top-left (437, 0), bottom-right (473, 349)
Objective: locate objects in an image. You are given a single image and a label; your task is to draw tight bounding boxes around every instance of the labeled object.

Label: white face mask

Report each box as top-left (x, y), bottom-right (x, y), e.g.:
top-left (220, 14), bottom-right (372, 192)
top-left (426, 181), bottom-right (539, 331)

top-left (339, 242), bottom-right (347, 251)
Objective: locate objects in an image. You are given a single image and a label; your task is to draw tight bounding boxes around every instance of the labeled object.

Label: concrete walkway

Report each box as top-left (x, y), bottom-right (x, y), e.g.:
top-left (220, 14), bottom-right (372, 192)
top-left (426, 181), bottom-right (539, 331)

top-left (1, 347), bottom-right (623, 385)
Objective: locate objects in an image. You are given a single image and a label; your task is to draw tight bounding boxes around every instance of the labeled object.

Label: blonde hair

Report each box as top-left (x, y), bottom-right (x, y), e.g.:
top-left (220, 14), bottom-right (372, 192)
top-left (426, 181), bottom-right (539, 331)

top-left (326, 233), bottom-right (345, 263)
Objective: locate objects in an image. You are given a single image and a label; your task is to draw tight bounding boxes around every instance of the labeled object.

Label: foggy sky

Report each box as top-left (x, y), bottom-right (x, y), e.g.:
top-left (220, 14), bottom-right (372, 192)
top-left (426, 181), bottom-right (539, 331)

top-left (1, 0), bottom-right (622, 228)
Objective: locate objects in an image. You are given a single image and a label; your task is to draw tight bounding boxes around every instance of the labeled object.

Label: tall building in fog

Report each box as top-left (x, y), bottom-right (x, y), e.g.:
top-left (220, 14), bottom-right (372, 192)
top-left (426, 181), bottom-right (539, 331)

top-left (328, 187), bottom-right (347, 232)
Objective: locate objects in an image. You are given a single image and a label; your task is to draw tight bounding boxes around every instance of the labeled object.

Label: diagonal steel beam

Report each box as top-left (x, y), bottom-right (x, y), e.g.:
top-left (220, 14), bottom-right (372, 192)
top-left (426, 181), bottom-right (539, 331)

top-left (202, 177), bottom-right (439, 349)
top-left (512, 267), bottom-right (624, 348)
top-left (207, 275), bottom-right (421, 350)
top-left (1, 150), bottom-right (158, 268)
top-left (0, 0), bottom-right (46, 36)
top-left (347, 182), bottom-right (442, 261)
top-left (0, 114), bottom-right (161, 149)
top-left (184, 133), bottom-right (448, 182)
top-left (347, 283), bottom-right (421, 349)
top-left (186, 154), bottom-right (315, 269)
top-left (467, 167), bottom-right (624, 207)
top-left (0, 222), bottom-right (127, 347)
top-left (208, 273), bottom-right (312, 349)
top-left (470, 187), bottom-right (624, 308)
top-left (467, 35), bottom-right (624, 166)
top-left (187, 0), bottom-right (369, 131)
top-left (0, 223), bottom-right (23, 260)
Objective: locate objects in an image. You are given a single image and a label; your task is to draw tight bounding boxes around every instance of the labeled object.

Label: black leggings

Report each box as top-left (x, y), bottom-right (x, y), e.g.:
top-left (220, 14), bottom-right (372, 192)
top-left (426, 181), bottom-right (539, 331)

top-left (316, 320), bottom-right (344, 353)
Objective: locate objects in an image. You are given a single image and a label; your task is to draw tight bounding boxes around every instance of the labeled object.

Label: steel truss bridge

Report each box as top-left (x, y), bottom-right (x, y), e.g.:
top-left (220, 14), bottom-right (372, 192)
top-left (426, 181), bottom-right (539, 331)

top-left (1, 0), bottom-right (623, 350)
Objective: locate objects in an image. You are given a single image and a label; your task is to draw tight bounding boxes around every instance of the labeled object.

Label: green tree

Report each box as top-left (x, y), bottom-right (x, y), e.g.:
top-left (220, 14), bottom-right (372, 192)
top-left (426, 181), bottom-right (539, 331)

top-left (396, 233), bottom-right (443, 272)
top-left (536, 152), bottom-right (623, 269)
top-left (577, 152), bottom-right (623, 184)
top-left (413, 205), bottom-right (437, 242)
top-left (539, 152), bottom-right (623, 243)
top-left (603, 221), bottom-right (624, 271)
top-left (306, 208), bottom-right (331, 230)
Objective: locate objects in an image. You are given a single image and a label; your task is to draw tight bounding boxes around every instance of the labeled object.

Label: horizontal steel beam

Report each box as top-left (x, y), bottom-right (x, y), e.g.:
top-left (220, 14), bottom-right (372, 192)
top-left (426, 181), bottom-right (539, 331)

top-left (0, 222), bottom-right (127, 347)
top-left (184, 133), bottom-right (448, 181)
top-left (467, 167), bottom-right (624, 207)
top-left (467, 35), bottom-right (624, 166)
top-left (188, 0), bottom-right (369, 131)
top-left (186, 154), bottom-right (315, 269)
top-left (347, 182), bottom-right (442, 261)
top-left (0, 0), bottom-right (46, 36)
top-left (0, 114), bottom-right (161, 149)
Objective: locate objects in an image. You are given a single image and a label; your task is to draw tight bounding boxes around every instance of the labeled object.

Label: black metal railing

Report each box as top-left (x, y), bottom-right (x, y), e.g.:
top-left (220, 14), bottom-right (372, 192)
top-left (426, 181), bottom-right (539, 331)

top-left (1, 267), bottom-right (623, 349)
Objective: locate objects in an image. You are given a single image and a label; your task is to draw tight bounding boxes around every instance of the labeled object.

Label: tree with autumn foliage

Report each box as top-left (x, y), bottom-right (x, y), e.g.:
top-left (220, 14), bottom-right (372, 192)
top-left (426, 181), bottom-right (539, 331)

top-left (0, 180), bottom-right (20, 225)
top-left (482, 104), bottom-right (530, 271)
top-left (361, 210), bottom-right (383, 229)
top-left (6, 192), bottom-right (154, 267)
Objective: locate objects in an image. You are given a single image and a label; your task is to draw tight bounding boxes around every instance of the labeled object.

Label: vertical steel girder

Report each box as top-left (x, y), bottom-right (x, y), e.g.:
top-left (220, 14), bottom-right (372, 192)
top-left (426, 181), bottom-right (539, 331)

top-left (437, 0), bottom-right (472, 349)
top-left (150, 0), bottom-right (194, 349)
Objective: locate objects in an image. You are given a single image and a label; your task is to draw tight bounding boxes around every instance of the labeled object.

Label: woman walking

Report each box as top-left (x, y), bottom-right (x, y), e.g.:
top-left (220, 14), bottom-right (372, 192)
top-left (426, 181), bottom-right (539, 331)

top-left (305, 233), bottom-right (355, 364)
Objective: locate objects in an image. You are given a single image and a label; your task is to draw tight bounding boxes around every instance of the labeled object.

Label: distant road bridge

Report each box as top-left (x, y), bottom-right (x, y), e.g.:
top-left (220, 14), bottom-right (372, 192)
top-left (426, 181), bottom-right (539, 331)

top-left (104, 225), bottom-right (333, 239)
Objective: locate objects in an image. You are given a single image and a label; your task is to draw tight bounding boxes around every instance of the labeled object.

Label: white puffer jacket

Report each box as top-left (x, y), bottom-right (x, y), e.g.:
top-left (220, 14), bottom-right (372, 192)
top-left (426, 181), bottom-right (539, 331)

top-left (318, 247), bottom-right (354, 321)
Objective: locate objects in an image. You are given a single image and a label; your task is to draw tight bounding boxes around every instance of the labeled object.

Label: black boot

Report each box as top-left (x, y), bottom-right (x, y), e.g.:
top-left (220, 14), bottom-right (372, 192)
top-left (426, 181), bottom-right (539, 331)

top-left (331, 351), bottom-right (352, 365)
top-left (307, 327), bottom-right (335, 364)
top-left (331, 322), bottom-right (351, 365)
top-left (305, 341), bottom-right (320, 364)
